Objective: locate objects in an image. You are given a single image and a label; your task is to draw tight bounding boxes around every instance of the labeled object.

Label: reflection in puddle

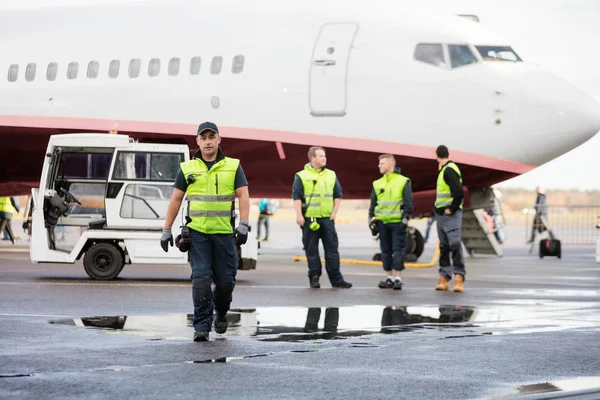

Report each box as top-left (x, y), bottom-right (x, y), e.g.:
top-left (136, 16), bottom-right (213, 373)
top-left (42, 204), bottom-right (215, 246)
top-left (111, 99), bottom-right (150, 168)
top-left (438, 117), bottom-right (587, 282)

top-left (48, 303), bottom-right (600, 342)
top-left (49, 305), bottom-right (478, 342)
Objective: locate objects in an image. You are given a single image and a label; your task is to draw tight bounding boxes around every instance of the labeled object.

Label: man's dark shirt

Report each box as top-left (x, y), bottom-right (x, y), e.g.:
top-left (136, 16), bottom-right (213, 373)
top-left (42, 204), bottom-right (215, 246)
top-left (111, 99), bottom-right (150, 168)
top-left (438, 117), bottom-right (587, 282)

top-left (173, 148), bottom-right (248, 192)
top-left (435, 161), bottom-right (463, 215)
top-left (368, 171), bottom-right (414, 221)
top-left (291, 169), bottom-right (342, 201)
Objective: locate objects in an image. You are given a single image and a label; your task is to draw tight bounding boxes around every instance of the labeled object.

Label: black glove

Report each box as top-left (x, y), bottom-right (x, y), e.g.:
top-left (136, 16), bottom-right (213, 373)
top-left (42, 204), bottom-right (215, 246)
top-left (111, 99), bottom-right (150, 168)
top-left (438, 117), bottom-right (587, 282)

top-left (160, 228), bottom-right (173, 252)
top-left (369, 219), bottom-right (379, 236)
top-left (234, 221), bottom-right (249, 246)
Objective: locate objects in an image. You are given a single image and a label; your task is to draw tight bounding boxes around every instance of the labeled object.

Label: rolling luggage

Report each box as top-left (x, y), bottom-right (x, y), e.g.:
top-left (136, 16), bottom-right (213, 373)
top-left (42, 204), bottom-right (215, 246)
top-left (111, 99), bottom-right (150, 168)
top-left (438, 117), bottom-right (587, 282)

top-left (539, 238), bottom-right (561, 259)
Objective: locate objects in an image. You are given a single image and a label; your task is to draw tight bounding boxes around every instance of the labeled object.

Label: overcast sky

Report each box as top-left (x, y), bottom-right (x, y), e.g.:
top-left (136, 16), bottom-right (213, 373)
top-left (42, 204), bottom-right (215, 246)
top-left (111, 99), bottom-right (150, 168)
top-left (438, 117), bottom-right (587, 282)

top-left (1, 0), bottom-right (598, 190)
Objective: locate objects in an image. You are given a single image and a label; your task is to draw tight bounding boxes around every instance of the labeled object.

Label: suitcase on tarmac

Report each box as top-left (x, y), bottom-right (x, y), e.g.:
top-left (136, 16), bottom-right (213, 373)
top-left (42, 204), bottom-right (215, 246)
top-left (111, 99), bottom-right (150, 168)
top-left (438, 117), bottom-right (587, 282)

top-left (539, 238), bottom-right (561, 259)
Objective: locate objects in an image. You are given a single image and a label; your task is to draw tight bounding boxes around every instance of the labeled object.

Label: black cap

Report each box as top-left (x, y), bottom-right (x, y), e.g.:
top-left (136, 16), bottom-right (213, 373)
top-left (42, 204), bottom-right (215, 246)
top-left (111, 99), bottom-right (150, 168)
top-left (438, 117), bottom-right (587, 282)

top-left (197, 121), bottom-right (219, 136)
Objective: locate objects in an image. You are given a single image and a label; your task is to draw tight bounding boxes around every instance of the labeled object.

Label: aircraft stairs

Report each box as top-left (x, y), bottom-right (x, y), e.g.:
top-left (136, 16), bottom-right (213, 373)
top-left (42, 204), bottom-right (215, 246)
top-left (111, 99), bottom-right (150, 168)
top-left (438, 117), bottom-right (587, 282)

top-left (461, 209), bottom-right (503, 257)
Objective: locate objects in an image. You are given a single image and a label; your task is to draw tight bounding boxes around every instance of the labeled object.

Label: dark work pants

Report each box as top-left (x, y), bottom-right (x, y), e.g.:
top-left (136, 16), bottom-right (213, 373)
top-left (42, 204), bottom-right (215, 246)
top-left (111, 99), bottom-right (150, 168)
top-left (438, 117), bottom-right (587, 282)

top-left (256, 216), bottom-right (270, 240)
top-left (436, 210), bottom-right (465, 281)
top-left (302, 218), bottom-right (344, 284)
top-left (189, 229), bottom-right (237, 333)
top-left (376, 221), bottom-right (407, 272)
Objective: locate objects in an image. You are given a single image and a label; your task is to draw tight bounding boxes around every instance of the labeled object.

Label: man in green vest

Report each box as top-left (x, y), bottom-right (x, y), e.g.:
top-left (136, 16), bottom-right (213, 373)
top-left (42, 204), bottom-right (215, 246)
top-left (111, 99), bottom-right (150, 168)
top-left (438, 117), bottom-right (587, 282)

top-left (293, 146), bottom-right (352, 289)
top-left (433, 145), bottom-right (465, 292)
top-left (0, 196), bottom-right (19, 244)
top-left (368, 154), bottom-right (413, 290)
top-left (160, 121), bottom-right (250, 342)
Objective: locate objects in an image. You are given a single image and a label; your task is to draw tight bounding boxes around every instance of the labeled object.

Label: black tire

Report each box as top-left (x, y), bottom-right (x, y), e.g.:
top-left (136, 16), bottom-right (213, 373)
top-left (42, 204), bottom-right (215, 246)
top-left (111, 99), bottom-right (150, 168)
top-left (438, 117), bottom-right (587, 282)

top-left (83, 243), bottom-right (124, 280)
top-left (406, 227), bottom-right (425, 260)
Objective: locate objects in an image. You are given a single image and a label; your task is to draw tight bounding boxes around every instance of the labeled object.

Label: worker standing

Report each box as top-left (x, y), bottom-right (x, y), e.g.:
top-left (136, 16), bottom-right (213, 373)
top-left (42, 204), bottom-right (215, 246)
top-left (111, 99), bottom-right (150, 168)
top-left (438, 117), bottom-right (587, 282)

top-left (161, 122), bottom-right (250, 342)
top-left (0, 196), bottom-right (19, 244)
top-left (293, 146), bottom-right (352, 289)
top-left (368, 154), bottom-right (413, 290)
top-left (433, 145), bottom-right (466, 292)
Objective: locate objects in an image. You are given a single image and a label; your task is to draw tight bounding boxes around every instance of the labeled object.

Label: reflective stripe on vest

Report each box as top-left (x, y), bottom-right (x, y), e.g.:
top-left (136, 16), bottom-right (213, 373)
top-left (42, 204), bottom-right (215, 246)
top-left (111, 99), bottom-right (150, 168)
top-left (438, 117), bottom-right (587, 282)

top-left (180, 157), bottom-right (239, 234)
top-left (296, 164), bottom-right (337, 218)
top-left (435, 162), bottom-right (463, 209)
top-left (373, 173), bottom-right (409, 224)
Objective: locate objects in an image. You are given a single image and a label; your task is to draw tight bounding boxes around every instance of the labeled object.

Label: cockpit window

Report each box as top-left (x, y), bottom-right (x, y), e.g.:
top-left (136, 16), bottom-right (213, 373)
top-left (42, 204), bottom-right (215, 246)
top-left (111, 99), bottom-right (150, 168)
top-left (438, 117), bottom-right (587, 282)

top-left (475, 46), bottom-right (522, 62)
top-left (414, 44), bottom-right (446, 68)
top-left (448, 45), bottom-right (477, 68)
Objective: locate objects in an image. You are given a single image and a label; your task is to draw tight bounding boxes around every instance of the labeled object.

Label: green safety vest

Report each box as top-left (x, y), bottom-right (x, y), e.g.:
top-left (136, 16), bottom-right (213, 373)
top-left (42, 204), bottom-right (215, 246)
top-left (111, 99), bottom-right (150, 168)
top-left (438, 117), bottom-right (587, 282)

top-left (373, 173), bottom-right (410, 224)
top-left (0, 197), bottom-right (15, 214)
top-left (435, 162), bottom-right (463, 209)
top-left (296, 164), bottom-right (337, 218)
top-left (180, 157), bottom-right (239, 234)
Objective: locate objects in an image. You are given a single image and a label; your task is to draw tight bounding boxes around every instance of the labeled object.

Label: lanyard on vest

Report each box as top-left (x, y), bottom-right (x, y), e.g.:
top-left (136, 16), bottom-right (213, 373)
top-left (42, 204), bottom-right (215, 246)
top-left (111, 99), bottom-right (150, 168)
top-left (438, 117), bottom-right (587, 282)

top-left (303, 180), bottom-right (317, 214)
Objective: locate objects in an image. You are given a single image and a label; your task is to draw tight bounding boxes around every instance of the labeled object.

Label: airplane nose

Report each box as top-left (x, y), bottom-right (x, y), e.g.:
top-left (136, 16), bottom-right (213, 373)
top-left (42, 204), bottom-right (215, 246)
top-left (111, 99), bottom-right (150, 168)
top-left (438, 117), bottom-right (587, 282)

top-left (519, 68), bottom-right (600, 164)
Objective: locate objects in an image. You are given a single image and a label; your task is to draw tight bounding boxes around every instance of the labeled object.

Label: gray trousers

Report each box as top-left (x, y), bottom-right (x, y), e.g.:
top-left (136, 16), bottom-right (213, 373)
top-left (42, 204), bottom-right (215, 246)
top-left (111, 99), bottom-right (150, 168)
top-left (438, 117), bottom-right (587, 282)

top-left (436, 210), bottom-right (465, 280)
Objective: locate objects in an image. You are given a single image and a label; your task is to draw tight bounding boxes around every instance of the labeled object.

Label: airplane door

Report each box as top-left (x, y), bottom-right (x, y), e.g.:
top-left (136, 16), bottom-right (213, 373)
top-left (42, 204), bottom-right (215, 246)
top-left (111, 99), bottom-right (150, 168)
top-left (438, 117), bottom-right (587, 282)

top-left (309, 22), bottom-right (359, 117)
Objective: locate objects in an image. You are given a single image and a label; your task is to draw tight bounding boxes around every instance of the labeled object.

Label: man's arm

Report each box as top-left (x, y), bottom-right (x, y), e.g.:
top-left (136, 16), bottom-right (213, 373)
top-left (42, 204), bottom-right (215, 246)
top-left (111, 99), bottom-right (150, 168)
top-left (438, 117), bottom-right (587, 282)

top-left (402, 181), bottom-right (414, 223)
top-left (10, 197), bottom-right (20, 213)
top-left (368, 188), bottom-right (377, 220)
top-left (234, 165), bottom-right (250, 222)
top-left (163, 188), bottom-right (186, 230)
top-left (444, 168), bottom-right (463, 214)
top-left (292, 175), bottom-right (305, 226)
top-left (331, 178), bottom-right (342, 220)
top-left (236, 186), bottom-right (250, 222)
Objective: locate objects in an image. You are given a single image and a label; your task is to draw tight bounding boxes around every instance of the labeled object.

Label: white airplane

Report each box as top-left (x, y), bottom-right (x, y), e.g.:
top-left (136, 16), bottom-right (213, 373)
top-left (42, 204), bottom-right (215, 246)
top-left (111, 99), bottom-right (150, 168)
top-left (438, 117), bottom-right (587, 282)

top-left (1, 0), bottom-right (599, 217)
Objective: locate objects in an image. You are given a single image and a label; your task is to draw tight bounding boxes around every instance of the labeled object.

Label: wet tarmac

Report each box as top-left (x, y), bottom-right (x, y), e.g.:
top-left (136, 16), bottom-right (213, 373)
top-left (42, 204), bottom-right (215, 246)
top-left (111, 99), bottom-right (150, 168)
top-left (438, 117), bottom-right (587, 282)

top-left (1, 222), bottom-right (599, 399)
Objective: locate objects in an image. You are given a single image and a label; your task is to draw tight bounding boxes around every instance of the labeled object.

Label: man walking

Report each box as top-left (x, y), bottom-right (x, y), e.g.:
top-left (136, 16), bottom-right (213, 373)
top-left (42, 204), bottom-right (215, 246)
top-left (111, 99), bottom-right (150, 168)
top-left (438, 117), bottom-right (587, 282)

top-left (369, 154), bottom-right (413, 290)
top-left (161, 121), bottom-right (250, 342)
top-left (433, 145), bottom-right (466, 292)
top-left (293, 146), bottom-right (352, 289)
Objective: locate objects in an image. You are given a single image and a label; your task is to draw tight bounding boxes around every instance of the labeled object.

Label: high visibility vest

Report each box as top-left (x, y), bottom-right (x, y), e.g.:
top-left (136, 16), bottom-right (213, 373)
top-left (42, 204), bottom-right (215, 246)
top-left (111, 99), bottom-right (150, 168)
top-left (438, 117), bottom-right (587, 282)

top-left (296, 164), bottom-right (337, 218)
top-left (435, 162), bottom-right (463, 209)
top-left (180, 157), bottom-right (239, 234)
top-left (0, 197), bottom-right (15, 214)
top-left (373, 173), bottom-right (410, 224)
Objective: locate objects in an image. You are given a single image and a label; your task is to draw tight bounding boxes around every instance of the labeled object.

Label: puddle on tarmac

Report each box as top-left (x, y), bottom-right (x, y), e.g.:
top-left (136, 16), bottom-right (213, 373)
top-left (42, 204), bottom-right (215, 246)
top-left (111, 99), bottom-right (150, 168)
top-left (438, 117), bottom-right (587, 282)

top-left (48, 303), bottom-right (600, 342)
top-left (48, 305), bottom-right (478, 341)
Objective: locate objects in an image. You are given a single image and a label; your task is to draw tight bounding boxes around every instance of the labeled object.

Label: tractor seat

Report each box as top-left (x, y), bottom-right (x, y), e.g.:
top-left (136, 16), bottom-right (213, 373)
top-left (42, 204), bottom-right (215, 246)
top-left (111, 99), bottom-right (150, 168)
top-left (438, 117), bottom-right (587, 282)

top-left (88, 219), bottom-right (107, 230)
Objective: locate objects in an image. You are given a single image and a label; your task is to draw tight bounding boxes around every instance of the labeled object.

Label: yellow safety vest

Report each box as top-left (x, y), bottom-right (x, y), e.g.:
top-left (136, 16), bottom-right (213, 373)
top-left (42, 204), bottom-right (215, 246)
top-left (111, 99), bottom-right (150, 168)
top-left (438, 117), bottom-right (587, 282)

top-left (373, 173), bottom-right (410, 224)
top-left (435, 162), bottom-right (463, 209)
top-left (0, 197), bottom-right (15, 214)
top-left (296, 164), bottom-right (337, 218)
top-left (180, 157), bottom-right (239, 234)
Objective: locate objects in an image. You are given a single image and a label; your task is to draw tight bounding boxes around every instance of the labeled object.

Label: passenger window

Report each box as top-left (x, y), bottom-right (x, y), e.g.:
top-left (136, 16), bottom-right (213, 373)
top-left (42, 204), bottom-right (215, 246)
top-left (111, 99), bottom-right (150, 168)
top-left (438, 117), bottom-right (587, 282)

top-left (448, 45), bottom-right (477, 68)
top-left (112, 152), bottom-right (184, 181)
top-left (414, 44), bottom-right (446, 68)
top-left (210, 56), bottom-right (222, 75)
top-left (25, 63), bottom-right (36, 82)
top-left (148, 58), bottom-right (160, 77)
top-left (129, 58), bottom-right (141, 78)
top-left (67, 62), bottom-right (79, 79)
top-left (168, 57), bottom-right (180, 76)
top-left (232, 55), bottom-right (245, 74)
top-left (109, 60), bottom-right (120, 78)
top-left (190, 56), bottom-right (201, 75)
top-left (7, 64), bottom-right (18, 82)
top-left (87, 61), bottom-right (99, 78)
top-left (59, 152), bottom-right (113, 179)
top-left (120, 184), bottom-right (175, 219)
top-left (47, 63), bottom-right (58, 81)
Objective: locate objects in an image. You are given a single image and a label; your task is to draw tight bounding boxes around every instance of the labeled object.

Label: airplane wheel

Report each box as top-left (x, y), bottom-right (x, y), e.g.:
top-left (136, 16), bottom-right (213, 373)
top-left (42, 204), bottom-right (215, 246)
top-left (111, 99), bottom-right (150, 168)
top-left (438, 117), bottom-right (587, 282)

top-left (406, 227), bottom-right (425, 261)
top-left (84, 243), bottom-right (124, 280)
